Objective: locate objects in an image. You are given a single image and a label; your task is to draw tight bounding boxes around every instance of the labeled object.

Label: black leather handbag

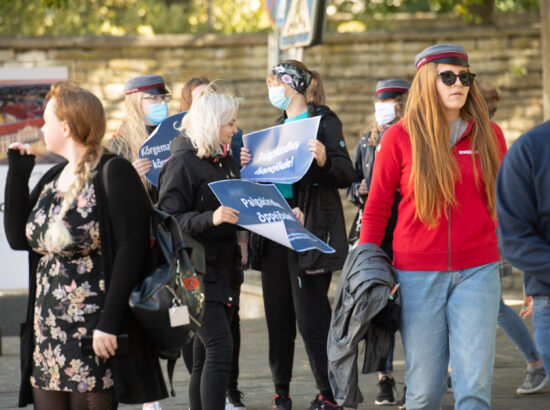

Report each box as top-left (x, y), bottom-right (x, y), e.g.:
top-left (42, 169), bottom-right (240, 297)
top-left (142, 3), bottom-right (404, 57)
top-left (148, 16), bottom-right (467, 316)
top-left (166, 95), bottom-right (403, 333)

top-left (129, 208), bottom-right (205, 351)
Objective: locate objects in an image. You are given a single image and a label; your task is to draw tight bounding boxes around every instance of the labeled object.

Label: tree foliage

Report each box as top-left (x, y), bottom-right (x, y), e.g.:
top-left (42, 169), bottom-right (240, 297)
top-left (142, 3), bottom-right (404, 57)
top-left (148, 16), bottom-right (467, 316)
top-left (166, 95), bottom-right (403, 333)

top-left (0, 0), bottom-right (540, 36)
top-left (0, 0), bottom-right (271, 36)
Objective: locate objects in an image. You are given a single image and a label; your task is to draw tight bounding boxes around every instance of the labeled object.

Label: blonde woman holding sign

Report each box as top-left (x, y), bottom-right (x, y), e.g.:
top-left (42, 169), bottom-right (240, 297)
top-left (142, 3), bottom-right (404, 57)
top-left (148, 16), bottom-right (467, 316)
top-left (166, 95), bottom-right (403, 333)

top-left (157, 85), bottom-right (247, 410)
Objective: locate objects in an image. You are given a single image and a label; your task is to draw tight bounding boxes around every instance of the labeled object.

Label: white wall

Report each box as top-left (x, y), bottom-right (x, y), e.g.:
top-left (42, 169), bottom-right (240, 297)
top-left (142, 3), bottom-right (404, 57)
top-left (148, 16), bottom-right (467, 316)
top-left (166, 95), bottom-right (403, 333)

top-left (0, 163), bottom-right (54, 290)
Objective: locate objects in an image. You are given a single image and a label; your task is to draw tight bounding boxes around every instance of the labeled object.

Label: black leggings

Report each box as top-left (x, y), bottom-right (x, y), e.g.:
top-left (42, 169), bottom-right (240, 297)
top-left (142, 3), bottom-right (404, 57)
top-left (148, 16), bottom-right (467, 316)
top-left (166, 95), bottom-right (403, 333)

top-left (183, 306), bottom-right (242, 395)
top-left (189, 301), bottom-right (234, 410)
top-left (261, 240), bottom-right (333, 393)
top-left (32, 387), bottom-right (117, 410)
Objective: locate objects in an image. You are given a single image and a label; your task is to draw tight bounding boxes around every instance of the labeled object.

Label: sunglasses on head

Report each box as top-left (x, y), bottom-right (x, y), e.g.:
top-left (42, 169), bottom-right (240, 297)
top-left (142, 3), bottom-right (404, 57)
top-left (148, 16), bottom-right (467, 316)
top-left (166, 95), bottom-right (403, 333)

top-left (437, 71), bottom-right (476, 87)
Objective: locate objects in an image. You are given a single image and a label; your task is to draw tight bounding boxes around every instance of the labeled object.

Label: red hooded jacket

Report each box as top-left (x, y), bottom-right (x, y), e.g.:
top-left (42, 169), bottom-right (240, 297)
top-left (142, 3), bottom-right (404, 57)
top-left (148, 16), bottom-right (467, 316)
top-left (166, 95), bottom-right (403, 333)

top-left (358, 119), bottom-right (507, 271)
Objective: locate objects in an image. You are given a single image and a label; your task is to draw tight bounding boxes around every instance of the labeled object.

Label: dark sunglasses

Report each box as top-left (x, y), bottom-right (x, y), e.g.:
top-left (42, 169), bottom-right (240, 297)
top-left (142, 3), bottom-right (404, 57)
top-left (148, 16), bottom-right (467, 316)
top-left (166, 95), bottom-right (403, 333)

top-left (437, 71), bottom-right (476, 87)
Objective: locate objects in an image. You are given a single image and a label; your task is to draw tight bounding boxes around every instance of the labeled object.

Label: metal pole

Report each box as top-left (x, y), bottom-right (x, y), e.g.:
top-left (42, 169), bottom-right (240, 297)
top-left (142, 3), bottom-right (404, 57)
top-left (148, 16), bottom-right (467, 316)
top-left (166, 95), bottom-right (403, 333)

top-left (268, 27), bottom-right (282, 70)
top-left (288, 47), bottom-right (304, 62)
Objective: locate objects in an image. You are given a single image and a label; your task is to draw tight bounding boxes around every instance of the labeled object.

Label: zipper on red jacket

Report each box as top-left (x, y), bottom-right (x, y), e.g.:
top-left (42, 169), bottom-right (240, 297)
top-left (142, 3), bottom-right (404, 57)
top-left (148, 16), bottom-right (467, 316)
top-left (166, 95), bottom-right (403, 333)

top-left (448, 203), bottom-right (451, 271)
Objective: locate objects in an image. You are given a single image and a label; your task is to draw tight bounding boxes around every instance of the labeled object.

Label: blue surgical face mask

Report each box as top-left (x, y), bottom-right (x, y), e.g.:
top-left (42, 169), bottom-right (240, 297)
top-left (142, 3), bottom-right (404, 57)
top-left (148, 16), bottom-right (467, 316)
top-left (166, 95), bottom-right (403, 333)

top-left (268, 86), bottom-right (292, 111)
top-left (145, 101), bottom-right (169, 125)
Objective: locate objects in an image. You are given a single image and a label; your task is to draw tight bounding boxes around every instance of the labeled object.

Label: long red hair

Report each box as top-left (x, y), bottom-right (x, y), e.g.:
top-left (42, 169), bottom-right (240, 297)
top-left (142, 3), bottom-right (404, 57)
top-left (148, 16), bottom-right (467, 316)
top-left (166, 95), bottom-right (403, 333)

top-left (405, 62), bottom-right (501, 227)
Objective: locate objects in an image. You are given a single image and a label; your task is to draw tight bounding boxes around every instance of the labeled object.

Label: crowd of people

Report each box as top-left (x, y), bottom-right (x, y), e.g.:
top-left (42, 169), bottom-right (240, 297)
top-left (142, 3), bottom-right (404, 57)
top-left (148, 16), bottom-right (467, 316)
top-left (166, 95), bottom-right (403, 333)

top-left (4, 42), bottom-right (549, 410)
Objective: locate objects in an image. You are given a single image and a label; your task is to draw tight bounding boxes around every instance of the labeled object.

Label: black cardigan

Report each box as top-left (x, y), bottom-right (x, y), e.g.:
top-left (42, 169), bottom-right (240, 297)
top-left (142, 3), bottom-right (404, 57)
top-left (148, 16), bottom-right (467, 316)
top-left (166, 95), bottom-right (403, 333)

top-left (4, 149), bottom-right (168, 406)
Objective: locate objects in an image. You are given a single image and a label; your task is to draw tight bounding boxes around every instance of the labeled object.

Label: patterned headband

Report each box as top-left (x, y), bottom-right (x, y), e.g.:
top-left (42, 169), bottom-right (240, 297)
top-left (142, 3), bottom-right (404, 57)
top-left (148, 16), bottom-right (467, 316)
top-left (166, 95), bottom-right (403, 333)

top-left (271, 63), bottom-right (312, 94)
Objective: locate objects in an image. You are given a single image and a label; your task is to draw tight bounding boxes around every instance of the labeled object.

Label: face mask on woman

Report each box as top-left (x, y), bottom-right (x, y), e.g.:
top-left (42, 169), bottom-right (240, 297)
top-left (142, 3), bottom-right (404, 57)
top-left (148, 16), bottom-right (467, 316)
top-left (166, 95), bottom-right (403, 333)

top-left (374, 102), bottom-right (397, 126)
top-left (268, 86), bottom-right (292, 111)
top-left (145, 101), bottom-right (169, 125)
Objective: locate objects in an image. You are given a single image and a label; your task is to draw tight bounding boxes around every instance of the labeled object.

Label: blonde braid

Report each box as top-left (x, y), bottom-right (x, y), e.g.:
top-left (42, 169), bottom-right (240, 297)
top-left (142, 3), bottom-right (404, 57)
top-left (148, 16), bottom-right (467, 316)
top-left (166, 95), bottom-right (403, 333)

top-left (44, 144), bottom-right (104, 252)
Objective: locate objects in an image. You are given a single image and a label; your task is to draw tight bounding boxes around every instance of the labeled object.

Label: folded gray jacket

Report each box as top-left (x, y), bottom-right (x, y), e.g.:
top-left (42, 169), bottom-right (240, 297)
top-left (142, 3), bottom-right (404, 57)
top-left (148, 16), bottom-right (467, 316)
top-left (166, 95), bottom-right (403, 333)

top-left (328, 242), bottom-right (400, 408)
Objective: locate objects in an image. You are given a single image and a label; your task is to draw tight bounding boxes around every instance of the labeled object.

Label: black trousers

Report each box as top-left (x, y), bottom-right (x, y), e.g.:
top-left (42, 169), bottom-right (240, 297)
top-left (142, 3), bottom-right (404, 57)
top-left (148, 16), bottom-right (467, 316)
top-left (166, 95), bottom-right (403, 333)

top-left (261, 240), bottom-right (333, 393)
top-left (183, 307), bottom-right (241, 394)
top-left (189, 301), bottom-right (235, 410)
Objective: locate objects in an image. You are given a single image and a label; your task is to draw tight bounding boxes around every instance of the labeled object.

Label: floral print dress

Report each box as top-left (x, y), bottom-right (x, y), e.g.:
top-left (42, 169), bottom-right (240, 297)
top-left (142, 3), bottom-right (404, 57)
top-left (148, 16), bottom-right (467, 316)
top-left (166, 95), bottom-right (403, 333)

top-left (26, 178), bottom-right (114, 392)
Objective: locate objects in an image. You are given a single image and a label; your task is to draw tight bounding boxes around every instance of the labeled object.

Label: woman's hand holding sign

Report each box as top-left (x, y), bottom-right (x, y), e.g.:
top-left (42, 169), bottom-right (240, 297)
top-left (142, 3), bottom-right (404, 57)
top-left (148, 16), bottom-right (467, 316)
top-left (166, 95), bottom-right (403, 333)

top-left (292, 207), bottom-right (304, 226)
top-left (132, 158), bottom-right (152, 177)
top-left (213, 206), bottom-right (239, 226)
top-left (240, 147), bottom-right (251, 167)
top-left (309, 139), bottom-right (327, 167)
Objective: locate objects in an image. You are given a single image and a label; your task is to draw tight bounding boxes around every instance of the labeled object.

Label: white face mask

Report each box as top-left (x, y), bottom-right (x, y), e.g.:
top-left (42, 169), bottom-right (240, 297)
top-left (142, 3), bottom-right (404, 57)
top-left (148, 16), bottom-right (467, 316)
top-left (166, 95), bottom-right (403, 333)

top-left (374, 102), bottom-right (397, 126)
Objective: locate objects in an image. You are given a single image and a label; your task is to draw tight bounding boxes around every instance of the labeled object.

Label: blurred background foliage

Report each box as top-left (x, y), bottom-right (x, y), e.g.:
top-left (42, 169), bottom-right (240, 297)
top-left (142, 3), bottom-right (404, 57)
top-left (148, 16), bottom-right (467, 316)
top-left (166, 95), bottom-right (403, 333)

top-left (0, 0), bottom-right (540, 36)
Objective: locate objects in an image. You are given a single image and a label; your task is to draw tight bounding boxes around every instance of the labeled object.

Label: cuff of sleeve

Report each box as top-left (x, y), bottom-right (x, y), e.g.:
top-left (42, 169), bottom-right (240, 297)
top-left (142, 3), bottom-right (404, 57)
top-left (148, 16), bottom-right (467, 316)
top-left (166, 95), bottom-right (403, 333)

top-left (203, 210), bottom-right (215, 228)
top-left (319, 155), bottom-right (332, 172)
top-left (8, 149), bottom-right (35, 177)
top-left (96, 311), bottom-right (124, 335)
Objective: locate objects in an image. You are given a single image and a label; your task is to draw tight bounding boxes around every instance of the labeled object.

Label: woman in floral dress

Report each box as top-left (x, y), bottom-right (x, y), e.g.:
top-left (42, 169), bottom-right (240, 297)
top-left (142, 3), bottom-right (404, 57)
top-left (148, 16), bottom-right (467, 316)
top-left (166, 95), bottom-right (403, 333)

top-left (5, 82), bottom-right (167, 409)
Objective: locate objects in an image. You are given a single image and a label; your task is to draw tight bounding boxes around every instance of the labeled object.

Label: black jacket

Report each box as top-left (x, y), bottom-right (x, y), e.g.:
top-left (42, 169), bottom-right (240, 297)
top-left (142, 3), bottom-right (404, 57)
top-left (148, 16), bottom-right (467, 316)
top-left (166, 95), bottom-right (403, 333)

top-left (251, 103), bottom-right (354, 274)
top-left (345, 131), bottom-right (400, 257)
top-left (346, 132), bottom-right (375, 207)
top-left (497, 120), bottom-right (550, 296)
top-left (4, 150), bottom-right (168, 406)
top-left (157, 134), bottom-right (243, 304)
top-left (327, 243), bottom-right (400, 408)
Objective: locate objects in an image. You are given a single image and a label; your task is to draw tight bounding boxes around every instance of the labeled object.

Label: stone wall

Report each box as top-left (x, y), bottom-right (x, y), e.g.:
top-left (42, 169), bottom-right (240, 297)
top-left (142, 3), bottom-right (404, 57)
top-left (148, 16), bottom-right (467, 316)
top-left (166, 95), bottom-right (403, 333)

top-left (0, 12), bottom-right (543, 146)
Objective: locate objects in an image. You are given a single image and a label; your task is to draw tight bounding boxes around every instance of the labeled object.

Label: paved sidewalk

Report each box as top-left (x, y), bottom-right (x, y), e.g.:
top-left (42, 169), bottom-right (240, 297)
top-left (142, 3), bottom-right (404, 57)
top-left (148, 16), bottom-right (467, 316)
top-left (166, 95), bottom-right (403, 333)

top-left (1, 293), bottom-right (549, 409)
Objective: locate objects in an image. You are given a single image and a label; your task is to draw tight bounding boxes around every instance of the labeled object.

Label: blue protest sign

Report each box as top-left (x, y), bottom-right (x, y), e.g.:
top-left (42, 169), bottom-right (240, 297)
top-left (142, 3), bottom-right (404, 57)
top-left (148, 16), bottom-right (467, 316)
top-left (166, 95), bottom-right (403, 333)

top-left (138, 111), bottom-right (186, 186)
top-left (240, 116), bottom-right (320, 183)
top-left (209, 179), bottom-right (334, 254)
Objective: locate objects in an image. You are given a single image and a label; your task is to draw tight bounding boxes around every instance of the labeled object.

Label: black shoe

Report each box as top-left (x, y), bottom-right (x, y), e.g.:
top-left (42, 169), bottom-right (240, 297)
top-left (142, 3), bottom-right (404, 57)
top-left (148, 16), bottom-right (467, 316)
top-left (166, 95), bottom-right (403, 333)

top-left (226, 389), bottom-right (246, 410)
top-left (374, 376), bottom-right (397, 406)
top-left (272, 392), bottom-right (292, 410)
top-left (447, 375), bottom-right (453, 393)
top-left (308, 394), bottom-right (343, 410)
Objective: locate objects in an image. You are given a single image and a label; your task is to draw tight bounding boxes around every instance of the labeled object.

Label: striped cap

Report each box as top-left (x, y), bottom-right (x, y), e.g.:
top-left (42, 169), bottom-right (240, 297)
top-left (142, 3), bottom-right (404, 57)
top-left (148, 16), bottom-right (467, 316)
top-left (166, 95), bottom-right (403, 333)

top-left (124, 74), bottom-right (169, 95)
top-left (415, 44), bottom-right (469, 70)
top-left (376, 79), bottom-right (411, 99)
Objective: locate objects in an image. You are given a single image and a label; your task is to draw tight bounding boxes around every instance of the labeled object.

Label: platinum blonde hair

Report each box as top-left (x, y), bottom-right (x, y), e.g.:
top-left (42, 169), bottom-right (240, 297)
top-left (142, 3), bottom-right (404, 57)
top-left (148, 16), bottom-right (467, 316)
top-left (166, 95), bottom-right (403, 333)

top-left (179, 83), bottom-right (243, 158)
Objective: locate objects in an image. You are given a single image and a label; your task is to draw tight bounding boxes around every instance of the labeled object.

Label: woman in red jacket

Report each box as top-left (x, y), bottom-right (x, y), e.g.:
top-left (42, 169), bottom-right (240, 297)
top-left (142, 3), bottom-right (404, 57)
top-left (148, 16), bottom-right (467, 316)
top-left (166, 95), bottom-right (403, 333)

top-left (359, 44), bottom-right (506, 410)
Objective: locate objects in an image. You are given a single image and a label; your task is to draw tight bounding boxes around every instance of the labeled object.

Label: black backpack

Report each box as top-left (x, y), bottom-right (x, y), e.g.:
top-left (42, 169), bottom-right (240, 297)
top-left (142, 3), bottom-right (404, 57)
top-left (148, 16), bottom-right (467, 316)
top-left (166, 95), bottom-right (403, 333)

top-left (129, 207), bottom-right (205, 349)
top-left (102, 157), bottom-right (205, 395)
top-left (129, 207), bottom-right (205, 395)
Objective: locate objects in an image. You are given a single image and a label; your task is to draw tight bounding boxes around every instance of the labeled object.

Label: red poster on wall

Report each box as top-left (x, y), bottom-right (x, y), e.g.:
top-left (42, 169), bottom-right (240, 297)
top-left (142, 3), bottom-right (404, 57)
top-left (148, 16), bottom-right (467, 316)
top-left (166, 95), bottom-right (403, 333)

top-left (0, 67), bottom-right (68, 164)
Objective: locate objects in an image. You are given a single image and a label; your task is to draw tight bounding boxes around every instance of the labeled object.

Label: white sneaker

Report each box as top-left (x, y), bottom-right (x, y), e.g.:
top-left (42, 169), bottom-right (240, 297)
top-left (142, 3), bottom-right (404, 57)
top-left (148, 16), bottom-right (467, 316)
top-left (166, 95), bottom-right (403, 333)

top-left (225, 390), bottom-right (246, 410)
top-left (142, 402), bottom-right (162, 410)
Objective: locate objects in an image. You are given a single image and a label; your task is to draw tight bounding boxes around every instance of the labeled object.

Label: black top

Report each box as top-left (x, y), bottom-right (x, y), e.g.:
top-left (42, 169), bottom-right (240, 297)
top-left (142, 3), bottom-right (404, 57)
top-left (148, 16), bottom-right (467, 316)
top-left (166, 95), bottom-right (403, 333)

top-left (157, 134), bottom-right (243, 303)
top-left (275, 103), bottom-right (354, 274)
top-left (4, 150), bottom-right (167, 406)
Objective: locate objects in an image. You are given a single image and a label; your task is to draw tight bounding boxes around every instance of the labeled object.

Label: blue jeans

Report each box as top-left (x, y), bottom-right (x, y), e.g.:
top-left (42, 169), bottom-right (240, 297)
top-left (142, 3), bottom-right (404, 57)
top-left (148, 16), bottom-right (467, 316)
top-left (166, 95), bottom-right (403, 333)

top-left (396, 262), bottom-right (500, 410)
top-left (532, 296), bottom-right (550, 374)
top-left (497, 299), bottom-right (539, 363)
